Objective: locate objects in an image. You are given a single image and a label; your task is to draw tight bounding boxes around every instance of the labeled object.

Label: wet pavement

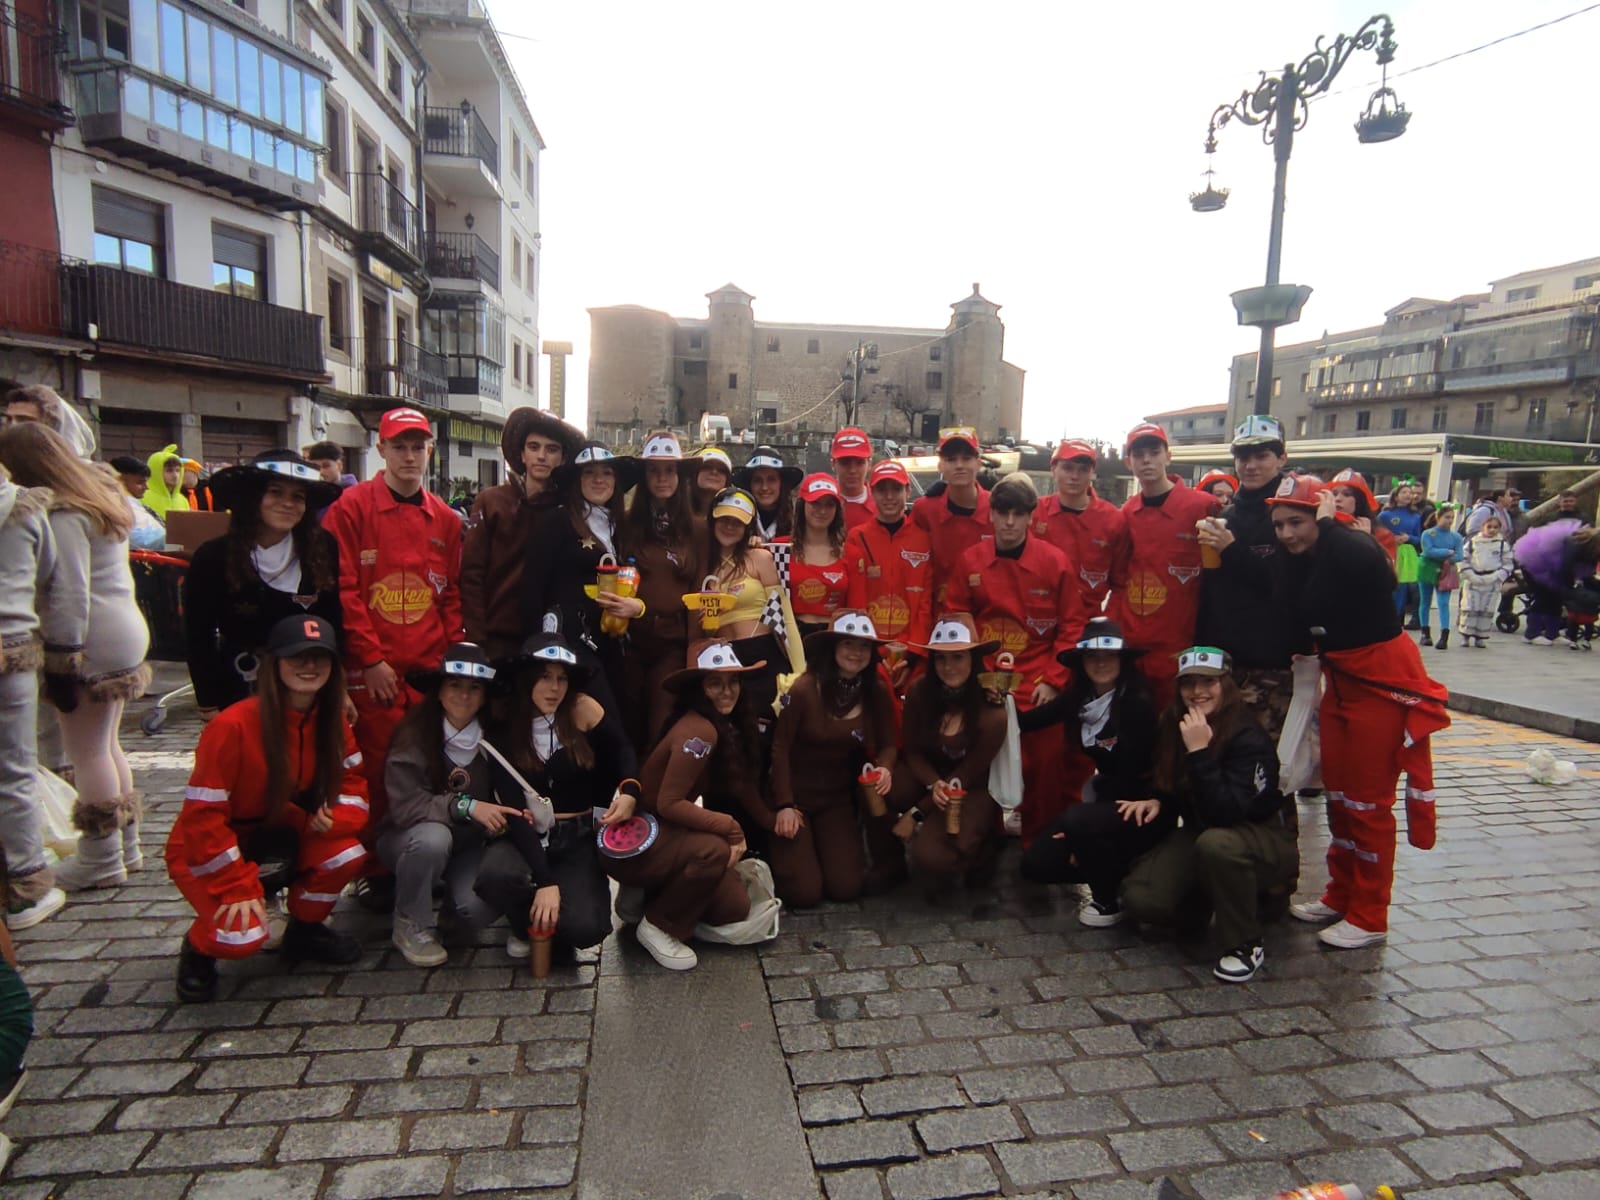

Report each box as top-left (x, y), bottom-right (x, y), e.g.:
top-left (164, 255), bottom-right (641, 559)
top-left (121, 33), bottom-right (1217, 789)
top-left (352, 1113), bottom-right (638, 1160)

top-left (4, 695), bottom-right (1599, 1199)
top-left (1420, 627), bottom-right (1600, 741)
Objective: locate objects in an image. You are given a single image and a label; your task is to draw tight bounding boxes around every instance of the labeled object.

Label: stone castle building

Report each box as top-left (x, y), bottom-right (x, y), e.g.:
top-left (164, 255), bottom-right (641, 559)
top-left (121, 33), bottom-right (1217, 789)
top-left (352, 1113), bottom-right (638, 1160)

top-left (587, 283), bottom-right (1025, 444)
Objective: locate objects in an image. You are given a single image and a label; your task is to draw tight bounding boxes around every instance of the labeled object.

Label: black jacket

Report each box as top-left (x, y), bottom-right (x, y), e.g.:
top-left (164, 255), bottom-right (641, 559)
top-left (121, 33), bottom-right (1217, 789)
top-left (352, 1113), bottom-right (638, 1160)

top-left (1019, 680), bottom-right (1159, 804)
top-left (1167, 722), bottom-right (1286, 831)
top-left (1276, 518), bottom-right (1402, 653)
top-left (1195, 476), bottom-right (1296, 670)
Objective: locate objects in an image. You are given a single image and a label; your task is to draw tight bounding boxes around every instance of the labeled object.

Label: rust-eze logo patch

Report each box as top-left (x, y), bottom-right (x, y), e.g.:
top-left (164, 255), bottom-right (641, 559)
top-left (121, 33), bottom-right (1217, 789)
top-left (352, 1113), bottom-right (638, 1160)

top-left (368, 570), bottom-right (435, 624)
top-left (1123, 568), bottom-right (1168, 616)
top-left (867, 594), bottom-right (910, 636)
top-left (980, 616), bottom-right (1031, 656)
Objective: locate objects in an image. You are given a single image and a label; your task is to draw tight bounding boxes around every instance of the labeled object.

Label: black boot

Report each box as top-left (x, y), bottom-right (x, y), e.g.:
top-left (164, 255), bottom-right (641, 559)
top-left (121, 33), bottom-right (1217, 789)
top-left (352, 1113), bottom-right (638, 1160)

top-left (281, 919), bottom-right (363, 965)
top-left (176, 938), bottom-right (218, 1004)
top-left (1419, 627), bottom-right (1432, 647)
top-left (1437, 629), bottom-right (1450, 650)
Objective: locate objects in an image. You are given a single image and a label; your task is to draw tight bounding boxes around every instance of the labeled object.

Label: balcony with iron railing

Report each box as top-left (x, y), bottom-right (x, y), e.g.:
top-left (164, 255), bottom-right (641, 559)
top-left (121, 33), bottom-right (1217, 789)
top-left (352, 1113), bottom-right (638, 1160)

top-left (440, 353), bottom-right (503, 401)
top-left (0, 240), bottom-right (83, 342)
top-left (422, 104), bottom-right (498, 179)
top-left (423, 230), bottom-right (500, 291)
top-left (354, 172), bottom-right (423, 268)
top-left (1, 5), bottom-right (73, 127)
top-left (343, 337), bottom-right (448, 405)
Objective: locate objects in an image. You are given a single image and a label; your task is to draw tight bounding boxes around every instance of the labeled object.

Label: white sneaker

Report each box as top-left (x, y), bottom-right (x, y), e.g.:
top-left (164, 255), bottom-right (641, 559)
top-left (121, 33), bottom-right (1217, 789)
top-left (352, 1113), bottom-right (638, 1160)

top-left (1290, 898), bottom-right (1343, 923)
top-left (1318, 919), bottom-right (1387, 949)
top-left (6, 887), bottom-right (65, 930)
top-left (391, 922), bottom-right (448, 968)
top-left (1078, 897), bottom-right (1127, 928)
top-left (636, 917), bottom-right (697, 971)
top-left (1533, 636), bottom-right (1555, 647)
top-left (1002, 809), bottom-right (1022, 837)
top-left (505, 931), bottom-right (530, 960)
top-left (614, 886), bottom-right (644, 926)
top-left (1214, 943), bottom-right (1264, 983)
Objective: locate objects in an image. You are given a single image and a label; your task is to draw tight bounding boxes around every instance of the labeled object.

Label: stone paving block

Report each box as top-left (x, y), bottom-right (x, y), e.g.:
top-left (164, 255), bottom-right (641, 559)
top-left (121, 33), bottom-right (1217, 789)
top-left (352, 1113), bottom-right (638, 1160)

top-left (1492, 1077), bottom-right (1600, 1119)
top-left (499, 1013), bottom-right (594, 1041)
top-left (1208, 1113), bottom-right (1328, 1159)
top-left (277, 1117), bottom-right (402, 1162)
top-left (398, 1016), bottom-right (501, 1046)
top-left (1185, 1160), bottom-right (1309, 1200)
top-left (1403, 1090), bottom-right (1518, 1130)
top-left (1402, 1132), bottom-right (1524, 1182)
top-left (807, 1119), bottom-right (920, 1167)
top-left (1311, 1060), bottom-right (1425, 1099)
top-left (1146, 1046), bottom-right (1249, 1084)
top-left (791, 1049), bottom-right (890, 1086)
top-left (994, 1138), bottom-right (1117, 1189)
top-left (1495, 1117), bottom-right (1600, 1166)
top-left (294, 1024), bottom-right (397, 1052)
top-left (8, 1130), bottom-right (155, 1178)
top-left (1122, 1082), bottom-right (1232, 1126)
top-left (226, 1084), bottom-right (352, 1124)
top-left (864, 989), bottom-right (954, 1018)
top-left (1297, 1145), bottom-right (1423, 1188)
top-left (59, 1175), bottom-right (193, 1200)
top-left (823, 1166), bottom-right (889, 1199)
top-left (886, 1042), bottom-right (984, 1076)
top-left (192, 1029), bottom-right (301, 1058)
top-left (914, 1104), bottom-right (1023, 1151)
top-left (476, 1070), bottom-right (582, 1109)
top-left (1066, 1024), bottom-right (1146, 1056)
top-left (799, 1086), bottom-right (866, 1126)
top-left (195, 1055), bottom-right (309, 1090)
top-left (1058, 1055), bottom-right (1159, 1093)
top-left (117, 1093), bottom-right (235, 1130)
top-left (1020, 1096), bottom-right (1130, 1136)
top-left (1483, 1041), bottom-right (1588, 1077)
top-left (860, 1075), bottom-right (964, 1117)
top-left (1515, 1168), bottom-right (1600, 1200)
top-left (883, 1151), bottom-right (1000, 1200)
top-left (833, 1016), bottom-right (928, 1049)
top-left (407, 1110), bottom-right (515, 1151)
top-left (5, 1098), bottom-right (117, 1137)
top-left (1402, 1185), bottom-right (1519, 1200)
top-left (977, 1032), bottom-right (1073, 1065)
top-left (1399, 1051), bottom-right (1509, 1089)
top-left (78, 1031), bottom-right (200, 1062)
top-left (1234, 1033), bottom-right (1338, 1073)
top-left (452, 1147), bottom-right (578, 1192)
top-left (327, 1156), bottom-right (450, 1200)
top-left (65, 1062), bottom-right (194, 1098)
top-left (413, 1044), bottom-right (517, 1077)
top-left (921, 1010), bottom-right (1010, 1040)
top-left (141, 1126), bottom-right (277, 1169)
top-left (816, 970), bottom-right (894, 997)
top-left (1108, 1125), bottom-right (1226, 1172)
top-left (959, 1064), bottom-right (1064, 1104)
top-left (519, 1106), bottom-right (583, 1145)
top-left (780, 1024), bottom-right (833, 1054)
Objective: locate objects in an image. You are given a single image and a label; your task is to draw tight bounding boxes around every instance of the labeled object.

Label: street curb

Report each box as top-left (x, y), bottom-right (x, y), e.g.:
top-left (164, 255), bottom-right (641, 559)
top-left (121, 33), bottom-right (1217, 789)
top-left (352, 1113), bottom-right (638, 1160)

top-left (1446, 688), bottom-right (1600, 744)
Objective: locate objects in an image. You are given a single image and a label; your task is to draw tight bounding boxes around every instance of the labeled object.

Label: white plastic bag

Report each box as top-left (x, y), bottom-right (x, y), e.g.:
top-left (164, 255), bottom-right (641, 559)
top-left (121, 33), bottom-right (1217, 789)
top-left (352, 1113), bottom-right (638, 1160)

top-left (1277, 655), bottom-right (1324, 795)
top-left (37, 767), bottom-right (78, 859)
top-left (694, 857), bottom-right (782, 945)
top-left (1526, 748), bottom-right (1578, 786)
top-left (988, 693), bottom-right (1024, 812)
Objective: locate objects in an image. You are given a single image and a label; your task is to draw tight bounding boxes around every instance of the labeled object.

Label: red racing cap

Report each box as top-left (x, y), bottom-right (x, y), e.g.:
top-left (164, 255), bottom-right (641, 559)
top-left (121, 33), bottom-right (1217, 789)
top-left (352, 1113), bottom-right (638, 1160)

top-left (830, 428), bottom-right (871, 460)
top-left (1052, 439), bottom-right (1098, 465)
top-left (1123, 423), bottom-right (1169, 455)
top-left (379, 407), bottom-right (433, 440)
top-left (870, 460), bottom-right (910, 487)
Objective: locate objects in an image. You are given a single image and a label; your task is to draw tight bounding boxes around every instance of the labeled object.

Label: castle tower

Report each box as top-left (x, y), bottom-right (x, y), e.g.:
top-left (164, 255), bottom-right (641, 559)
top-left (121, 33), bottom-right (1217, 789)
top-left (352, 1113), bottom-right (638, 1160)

top-left (705, 283), bottom-right (756, 430)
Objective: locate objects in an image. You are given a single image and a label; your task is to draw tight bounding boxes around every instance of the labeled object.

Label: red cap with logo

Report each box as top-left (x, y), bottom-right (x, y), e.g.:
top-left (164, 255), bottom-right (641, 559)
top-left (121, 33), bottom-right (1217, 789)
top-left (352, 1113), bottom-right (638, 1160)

top-left (379, 407), bottom-right (433, 440)
top-left (1123, 423), bottom-right (1169, 454)
top-left (870, 460), bottom-right (910, 487)
top-left (937, 425), bottom-right (981, 454)
top-left (798, 472), bottom-right (842, 503)
top-left (1264, 473), bottom-right (1328, 510)
top-left (830, 427), bottom-right (872, 460)
top-left (1052, 439), bottom-right (1098, 465)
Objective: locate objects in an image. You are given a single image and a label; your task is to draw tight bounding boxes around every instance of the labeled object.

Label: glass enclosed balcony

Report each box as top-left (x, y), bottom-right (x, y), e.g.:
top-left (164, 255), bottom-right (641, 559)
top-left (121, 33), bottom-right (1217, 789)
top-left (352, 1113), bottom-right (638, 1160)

top-left (1442, 312), bottom-right (1596, 392)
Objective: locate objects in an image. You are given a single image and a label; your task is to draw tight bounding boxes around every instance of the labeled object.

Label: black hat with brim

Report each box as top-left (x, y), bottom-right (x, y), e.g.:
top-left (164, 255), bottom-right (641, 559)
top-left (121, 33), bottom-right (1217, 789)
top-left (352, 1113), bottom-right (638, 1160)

top-left (266, 613), bottom-right (339, 658)
top-left (493, 631), bottom-right (593, 692)
top-left (732, 447), bottom-right (803, 490)
top-left (405, 642), bottom-right (498, 693)
top-left (209, 449), bottom-right (343, 514)
top-left (1056, 617), bottom-right (1148, 670)
top-left (551, 441), bottom-right (641, 496)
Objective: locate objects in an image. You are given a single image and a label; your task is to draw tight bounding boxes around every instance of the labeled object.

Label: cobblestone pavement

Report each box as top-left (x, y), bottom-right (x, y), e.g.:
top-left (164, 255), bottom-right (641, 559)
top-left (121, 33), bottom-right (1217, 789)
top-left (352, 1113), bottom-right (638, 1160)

top-left (5, 699), bottom-right (1600, 1199)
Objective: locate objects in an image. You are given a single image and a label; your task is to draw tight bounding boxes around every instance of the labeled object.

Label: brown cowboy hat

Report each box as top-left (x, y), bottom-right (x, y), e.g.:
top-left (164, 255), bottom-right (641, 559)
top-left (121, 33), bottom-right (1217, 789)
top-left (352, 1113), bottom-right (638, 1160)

top-left (662, 639), bottom-right (768, 693)
top-left (909, 612), bottom-right (1001, 658)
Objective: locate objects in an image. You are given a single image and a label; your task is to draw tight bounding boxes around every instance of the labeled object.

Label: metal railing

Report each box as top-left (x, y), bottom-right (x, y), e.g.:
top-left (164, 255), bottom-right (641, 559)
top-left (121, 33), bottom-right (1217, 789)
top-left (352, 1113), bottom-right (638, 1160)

top-left (346, 337), bottom-right (447, 404)
top-left (62, 263), bottom-right (324, 375)
top-left (354, 172), bottom-right (422, 261)
top-left (1, 4), bottom-right (71, 119)
top-left (0, 240), bottom-right (82, 339)
top-left (422, 104), bottom-right (498, 177)
top-left (423, 230), bottom-right (500, 291)
top-left (441, 354), bottom-right (503, 400)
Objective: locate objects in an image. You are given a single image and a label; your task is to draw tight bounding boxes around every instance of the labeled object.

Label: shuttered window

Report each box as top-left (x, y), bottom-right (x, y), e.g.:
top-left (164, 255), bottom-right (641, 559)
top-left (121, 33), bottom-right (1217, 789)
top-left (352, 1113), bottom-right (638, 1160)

top-left (91, 186), bottom-right (166, 276)
top-left (211, 223), bottom-right (268, 300)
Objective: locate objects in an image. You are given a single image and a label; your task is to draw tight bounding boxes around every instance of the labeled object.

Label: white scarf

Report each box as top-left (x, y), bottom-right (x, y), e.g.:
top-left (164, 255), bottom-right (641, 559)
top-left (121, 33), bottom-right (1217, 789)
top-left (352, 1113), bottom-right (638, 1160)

top-left (584, 503), bottom-right (615, 555)
top-left (252, 536), bottom-right (302, 594)
top-left (1079, 689), bottom-right (1116, 749)
top-left (531, 713), bottom-right (561, 763)
top-left (443, 718), bottom-right (483, 767)
top-left (755, 509), bottom-right (779, 541)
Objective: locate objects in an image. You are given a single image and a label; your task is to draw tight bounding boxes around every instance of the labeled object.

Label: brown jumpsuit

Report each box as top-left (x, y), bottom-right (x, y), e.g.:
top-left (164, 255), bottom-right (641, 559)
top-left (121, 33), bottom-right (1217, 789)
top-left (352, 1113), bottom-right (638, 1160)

top-left (889, 688), bottom-right (1008, 885)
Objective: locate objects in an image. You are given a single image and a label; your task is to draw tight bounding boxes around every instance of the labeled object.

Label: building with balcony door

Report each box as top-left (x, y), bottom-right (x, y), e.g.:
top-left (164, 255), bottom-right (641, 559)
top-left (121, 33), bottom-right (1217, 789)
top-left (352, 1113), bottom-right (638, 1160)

top-left (588, 283), bottom-right (1025, 447)
top-left (407, 0), bottom-right (543, 489)
top-left (1142, 403), bottom-right (1228, 446)
top-left (1225, 256), bottom-right (1600, 449)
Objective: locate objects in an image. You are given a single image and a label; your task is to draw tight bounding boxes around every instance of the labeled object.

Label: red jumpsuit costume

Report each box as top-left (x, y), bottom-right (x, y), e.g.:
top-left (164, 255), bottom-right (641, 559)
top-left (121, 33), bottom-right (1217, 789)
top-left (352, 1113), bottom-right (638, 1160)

top-left (1034, 492), bottom-right (1127, 615)
top-left (787, 549), bottom-right (853, 628)
top-left (912, 487), bottom-right (992, 611)
top-left (322, 478), bottom-right (463, 825)
top-left (1108, 479), bottom-right (1217, 707)
top-left (946, 537), bottom-right (1085, 844)
top-left (166, 699), bottom-right (369, 958)
top-left (844, 519), bottom-right (934, 646)
top-left (841, 493), bottom-right (874, 532)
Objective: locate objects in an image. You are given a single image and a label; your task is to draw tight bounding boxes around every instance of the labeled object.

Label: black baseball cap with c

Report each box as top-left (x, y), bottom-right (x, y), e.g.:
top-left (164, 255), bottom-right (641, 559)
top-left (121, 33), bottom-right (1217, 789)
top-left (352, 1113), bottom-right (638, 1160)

top-left (267, 614), bottom-right (339, 659)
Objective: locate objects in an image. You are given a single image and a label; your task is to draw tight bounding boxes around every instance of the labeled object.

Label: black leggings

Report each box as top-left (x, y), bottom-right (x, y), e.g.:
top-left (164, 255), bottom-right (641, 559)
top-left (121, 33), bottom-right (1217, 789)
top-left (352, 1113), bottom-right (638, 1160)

top-left (1020, 792), bottom-right (1172, 905)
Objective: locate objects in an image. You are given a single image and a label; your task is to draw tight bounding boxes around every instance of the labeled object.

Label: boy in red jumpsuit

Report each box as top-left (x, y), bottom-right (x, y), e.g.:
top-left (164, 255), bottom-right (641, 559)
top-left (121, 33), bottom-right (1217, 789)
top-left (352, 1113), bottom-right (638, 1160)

top-left (946, 474), bottom-right (1085, 844)
top-left (830, 427), bottom-right (875, 530)
top-left (912, 426), bottom-right (992, 610)
top-left (1108, 424), bottom-right (1217, 707)
top-left (845, 459), bottom-right (934, 687)
top-left (322, 407), bottom-right (464, 832)
top-left (1034, 438), bottom-right (1126, 616)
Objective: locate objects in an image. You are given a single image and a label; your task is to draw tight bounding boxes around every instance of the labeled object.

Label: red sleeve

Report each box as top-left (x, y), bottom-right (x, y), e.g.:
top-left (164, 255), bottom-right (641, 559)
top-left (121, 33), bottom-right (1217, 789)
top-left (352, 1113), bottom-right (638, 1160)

top-left (844, 528), bottom-right (869, 611)
top-left (327, 724), bottom-right (372, 838)
top-left (176, 714), bottom-right (260, 905)
top-left (459, 494), bottom-right (493, 644)
top-left (910, 498), bottom-right (933, 534)
top-left (944, 546), bottom-right (975, 616)
top-left (322, 491), bottom-right (382, 668)
top-left (1046, 564), bottom-right (1085, 690)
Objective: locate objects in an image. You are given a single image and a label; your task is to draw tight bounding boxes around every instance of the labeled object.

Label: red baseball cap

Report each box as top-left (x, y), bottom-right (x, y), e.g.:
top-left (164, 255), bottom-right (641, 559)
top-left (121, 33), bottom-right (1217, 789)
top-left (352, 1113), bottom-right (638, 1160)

top-left (1124, 423), bottom-right (1169, 454)
top-left (1052, 439), bottom-right (1098, 465)
top-left (937, 425), bottom-right (980, 454)
top-left (830, 427), bottom-right (871, 460)
top-left (798, 472), bottom-right (841, 503)
top-left (870, 460), bottom-right (910, 487)
top-left (379, 407), bottom-right (433, 440)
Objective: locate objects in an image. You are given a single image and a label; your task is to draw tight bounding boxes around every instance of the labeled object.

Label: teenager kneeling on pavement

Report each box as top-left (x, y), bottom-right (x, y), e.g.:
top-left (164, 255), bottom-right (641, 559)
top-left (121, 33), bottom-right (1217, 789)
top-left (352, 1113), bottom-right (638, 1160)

top-left (1119, 647), bottom-right (1298, 984)
top-left (167, 616), bottom-right (369, 1003)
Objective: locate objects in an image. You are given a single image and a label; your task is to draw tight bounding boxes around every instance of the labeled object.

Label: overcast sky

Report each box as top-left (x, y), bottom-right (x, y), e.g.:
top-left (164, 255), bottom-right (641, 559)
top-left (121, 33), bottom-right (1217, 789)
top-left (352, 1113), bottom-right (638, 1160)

top-left (493, 0), bottom-right (1600, 443)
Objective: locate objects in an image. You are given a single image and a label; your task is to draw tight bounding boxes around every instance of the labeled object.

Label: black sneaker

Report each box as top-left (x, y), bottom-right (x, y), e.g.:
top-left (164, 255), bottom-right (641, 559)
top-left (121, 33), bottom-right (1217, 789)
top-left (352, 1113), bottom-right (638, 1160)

top-left (1213, 943), bottom-right (1264, 983)
top-left (176, 938), bottom-right (218, 1003)
top-left (281, 919), bottom-right (362, 965)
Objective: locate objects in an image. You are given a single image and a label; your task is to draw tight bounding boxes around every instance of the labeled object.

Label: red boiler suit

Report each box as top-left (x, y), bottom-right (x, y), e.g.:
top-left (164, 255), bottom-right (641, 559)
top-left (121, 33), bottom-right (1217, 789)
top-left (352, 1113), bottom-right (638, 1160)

top-left (912, 487), bottom-right (992, 611)
top-left (946, 537), bottom-right (1086, 844)
top-left (1034, 492), bottom-right (1127, 616)
top-left (1318, 636), bottom-right (1449, 933)
top-left (1109, 480), bottom-right (1218, 706)
top-left (787, 551), bottom-right (853, 628)
top-left (841, 492), bottom-right (875, 532)
top-left (844, 519), bottom-right (934, 646)
top-left (166, 699), bottom-right (369, 958)
top-left (322, 478), bottom-right (463, 825)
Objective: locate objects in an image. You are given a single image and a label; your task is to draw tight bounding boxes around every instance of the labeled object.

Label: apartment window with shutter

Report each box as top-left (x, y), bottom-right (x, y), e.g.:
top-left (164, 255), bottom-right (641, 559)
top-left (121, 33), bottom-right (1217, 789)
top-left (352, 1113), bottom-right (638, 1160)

top-left (323, 99), bottom-right (346, 183)
top-left (526, 252), bottom-right (535, 296)
top-left (326, 276), bottom-right (349, 351)
top-left (929, 345), bottom-right (941, 361)
top-left (512, 132), bottom-right (522, 180)
top-left (688, 333), bottom-right (702, 350)
top-left (1391, 407), bottom-right (1408, 430)
top-left (385, 51), bottom-right (403, 101)
top-left (1322, 413), bottom-right (1337, 434)
top-left (511, 236), bottom-right (522, 284)
top-left (322, 0), bottom-right (343, 25)
top-left (1432, 403), bottom-right (1448, 431)
top-left (91, 186), bottom-right (166, 277)
top-left (512, 340), bottom-right (522, 383)
top-left (356, 12), bottom-right (375, 65)
top-left (211, 223), bottom-right (267, 300)
top-left (926, 371), bottom-right (943, 391)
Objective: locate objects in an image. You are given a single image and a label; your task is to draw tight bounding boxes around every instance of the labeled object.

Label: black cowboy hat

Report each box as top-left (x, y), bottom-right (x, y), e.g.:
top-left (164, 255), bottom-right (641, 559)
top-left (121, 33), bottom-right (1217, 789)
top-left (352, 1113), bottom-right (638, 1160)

top-left (732, 446), bottom-right (802, 490)
top-left (208, 449), bottom-right (342, 514)
top-left (551, 440), bottom-right (641, 495)
top-left (1056, 617), bottom-right (1148, 670)
top-left (404, 642), bottom-right (497, 694)
top-left (493, 629), bottom-right (593, 692)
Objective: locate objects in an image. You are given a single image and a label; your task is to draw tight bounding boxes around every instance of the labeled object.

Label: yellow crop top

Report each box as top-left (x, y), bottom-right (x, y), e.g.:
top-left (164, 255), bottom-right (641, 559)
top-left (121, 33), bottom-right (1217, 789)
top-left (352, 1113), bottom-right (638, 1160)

top-left (722, 576), bottom-right (770, 624)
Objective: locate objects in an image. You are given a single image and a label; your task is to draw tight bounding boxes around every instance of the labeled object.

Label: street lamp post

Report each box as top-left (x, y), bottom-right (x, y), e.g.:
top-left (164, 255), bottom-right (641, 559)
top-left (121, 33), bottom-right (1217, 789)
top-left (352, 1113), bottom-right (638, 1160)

top-left (840, 340), bottom-right (879, 427)
top-left (1192, 14), bottom-right (1411, 415)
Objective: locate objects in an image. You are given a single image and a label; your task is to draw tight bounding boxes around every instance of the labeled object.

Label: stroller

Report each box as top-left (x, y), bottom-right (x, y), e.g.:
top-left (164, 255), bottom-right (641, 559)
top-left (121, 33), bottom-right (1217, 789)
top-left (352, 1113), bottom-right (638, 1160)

top-left (1495, 566), bottom-right (1535, 634)
top-left (130, 550), bottom-right (194, 733)
top-left (1562, 576), bottom-right (1600, 649)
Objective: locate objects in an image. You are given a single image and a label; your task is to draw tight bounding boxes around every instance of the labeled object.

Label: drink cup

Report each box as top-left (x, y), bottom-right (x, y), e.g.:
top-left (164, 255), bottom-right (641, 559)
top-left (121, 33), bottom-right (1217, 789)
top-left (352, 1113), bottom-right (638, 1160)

top-left (858, 764), bottom-right (887, 818)
top-left (944, 783), bottom-right (966, 835)
top-left (530, 924), bottom-right (554, 978)
top-left (885, 641), bottom-right (908, 669)
top-left (1199, 517), bottom-right (1225, 569)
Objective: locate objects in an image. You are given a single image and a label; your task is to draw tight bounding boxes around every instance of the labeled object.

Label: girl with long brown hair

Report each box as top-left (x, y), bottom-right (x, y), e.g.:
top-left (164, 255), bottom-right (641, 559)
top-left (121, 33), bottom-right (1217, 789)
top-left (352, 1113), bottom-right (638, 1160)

top-left (786, 473), bottom-right (852, 638)
top-left (166, 615), bottom-right (369, 1003)
top-left (183, 450), bottom-right (343, 717)
top-left (0, 422), bottom-right (144, 892)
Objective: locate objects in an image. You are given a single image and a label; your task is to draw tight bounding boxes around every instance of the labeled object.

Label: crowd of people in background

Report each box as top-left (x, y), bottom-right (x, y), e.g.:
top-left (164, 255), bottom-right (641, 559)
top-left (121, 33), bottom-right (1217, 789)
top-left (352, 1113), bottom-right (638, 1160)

top-left (1, 382), bottom-right (1595, 1017)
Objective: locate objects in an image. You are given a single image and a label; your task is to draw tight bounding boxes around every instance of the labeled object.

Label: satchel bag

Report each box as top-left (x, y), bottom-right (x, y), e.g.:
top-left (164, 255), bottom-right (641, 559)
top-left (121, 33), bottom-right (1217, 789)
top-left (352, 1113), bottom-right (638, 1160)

top-left (693, 857), bottom-right (782, 945)
top-left (987, 693), bottom-right (1024, 811)
top-left (1436, 558), bottom-right (1460, 593)
top-left (477, 741), bottom-right (557, 834)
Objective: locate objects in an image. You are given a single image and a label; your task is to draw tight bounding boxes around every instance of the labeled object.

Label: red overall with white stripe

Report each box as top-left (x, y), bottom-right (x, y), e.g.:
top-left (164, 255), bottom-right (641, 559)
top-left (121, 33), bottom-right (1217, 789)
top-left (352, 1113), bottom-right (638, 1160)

top-left (165, 698), bottom-right (369, 958)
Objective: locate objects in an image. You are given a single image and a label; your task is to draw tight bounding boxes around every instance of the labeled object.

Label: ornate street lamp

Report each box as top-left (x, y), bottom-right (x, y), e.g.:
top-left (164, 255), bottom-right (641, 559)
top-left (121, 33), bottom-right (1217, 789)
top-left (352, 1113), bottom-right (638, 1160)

top-left (1194, 15), bottom-right (1412, 415)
